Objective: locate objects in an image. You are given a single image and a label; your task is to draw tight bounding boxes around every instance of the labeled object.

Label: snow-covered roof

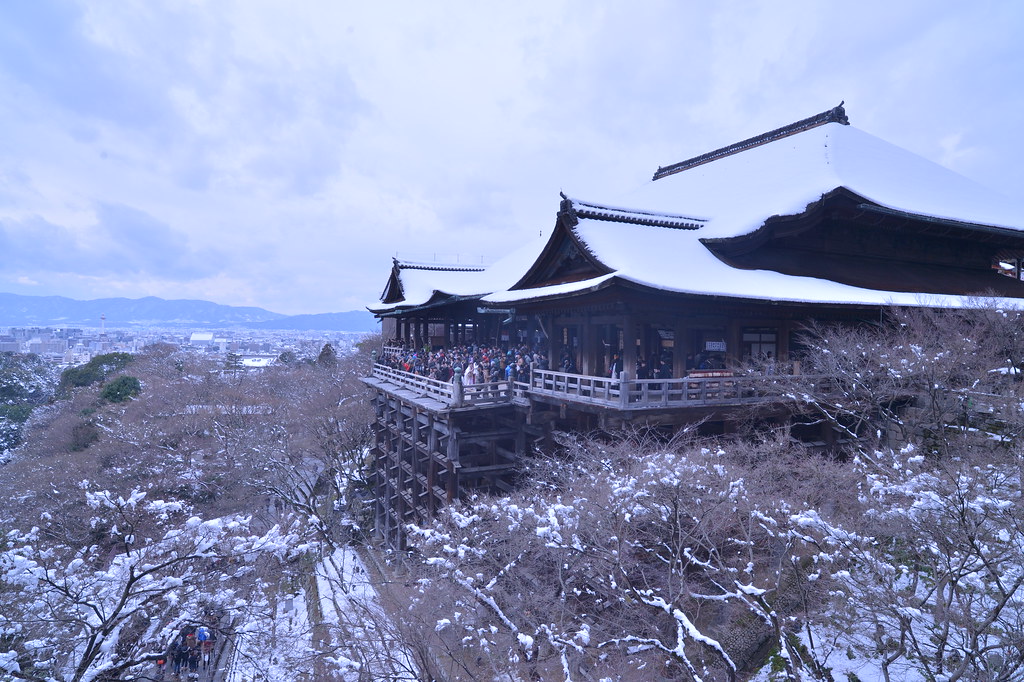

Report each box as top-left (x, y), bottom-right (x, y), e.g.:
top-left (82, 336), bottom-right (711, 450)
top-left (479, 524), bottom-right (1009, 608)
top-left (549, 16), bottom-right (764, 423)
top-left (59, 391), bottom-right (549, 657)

top-left (616, 117), bottom-right (1024, 241)
top-left (370, 238), bottom-right (546, 314)
top-left (484, 229), bottom-right (970, 308)
top-left (378, 261), bottom-right (487, 308)
top-left (376, 106), bottom-right (1024, 314)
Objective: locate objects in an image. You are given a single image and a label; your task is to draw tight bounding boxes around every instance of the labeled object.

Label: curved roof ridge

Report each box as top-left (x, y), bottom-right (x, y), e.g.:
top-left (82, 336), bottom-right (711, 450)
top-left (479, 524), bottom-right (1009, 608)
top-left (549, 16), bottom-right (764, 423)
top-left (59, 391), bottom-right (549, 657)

top-left (392, 258), bottom-right (487, 273)
top-left (563, 194), bottom-right (707, 229)
top-left (653, 102), bottom-right (850, 181)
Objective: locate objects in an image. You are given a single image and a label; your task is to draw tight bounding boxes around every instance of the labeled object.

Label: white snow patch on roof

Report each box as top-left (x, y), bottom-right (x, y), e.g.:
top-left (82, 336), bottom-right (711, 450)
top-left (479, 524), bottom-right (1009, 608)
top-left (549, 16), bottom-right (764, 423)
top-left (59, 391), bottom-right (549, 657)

top-left (615, 123), bottom-right (1024, 241)
top-left (374, 234), bottom-right (547, 311)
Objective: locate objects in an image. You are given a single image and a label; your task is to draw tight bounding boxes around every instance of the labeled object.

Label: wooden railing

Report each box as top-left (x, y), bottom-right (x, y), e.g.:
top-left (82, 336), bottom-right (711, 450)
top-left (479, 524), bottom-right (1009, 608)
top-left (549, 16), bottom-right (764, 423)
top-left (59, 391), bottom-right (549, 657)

top-left (370, 364), bottom-right (513, 407)
top-left (460, 379), bottom-right (515, 406)
top-left (528, 369), bottom-right (785, 408)
top-left (370, 364), bottom-right (458, 404)
top-left (370, 363), bottom-right (800, 410)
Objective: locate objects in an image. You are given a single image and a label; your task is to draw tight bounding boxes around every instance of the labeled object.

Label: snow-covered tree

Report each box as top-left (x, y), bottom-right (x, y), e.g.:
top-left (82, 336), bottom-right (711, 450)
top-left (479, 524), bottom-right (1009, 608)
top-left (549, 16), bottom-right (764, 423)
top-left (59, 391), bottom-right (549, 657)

top-left (792, 446), bottom-right (1024, 682)
top-left (769, 302), bottom-right (1024, 681)
top-left (0, 484), bottom-right (312, 682)
top-left (404, 433), bottom-right (846, 681)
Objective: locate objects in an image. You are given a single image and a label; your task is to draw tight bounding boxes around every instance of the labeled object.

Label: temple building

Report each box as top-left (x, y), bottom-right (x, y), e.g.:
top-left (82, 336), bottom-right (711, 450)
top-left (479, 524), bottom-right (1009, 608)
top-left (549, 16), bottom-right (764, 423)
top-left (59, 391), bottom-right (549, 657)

top-left (363, 104), bottom-right (1024, 545)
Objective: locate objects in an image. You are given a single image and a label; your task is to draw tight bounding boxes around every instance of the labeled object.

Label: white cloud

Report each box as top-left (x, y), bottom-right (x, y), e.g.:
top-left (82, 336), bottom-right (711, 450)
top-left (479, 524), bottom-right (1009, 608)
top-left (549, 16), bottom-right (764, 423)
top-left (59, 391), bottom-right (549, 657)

top-left (0, 0), bottom-right (1021, 314)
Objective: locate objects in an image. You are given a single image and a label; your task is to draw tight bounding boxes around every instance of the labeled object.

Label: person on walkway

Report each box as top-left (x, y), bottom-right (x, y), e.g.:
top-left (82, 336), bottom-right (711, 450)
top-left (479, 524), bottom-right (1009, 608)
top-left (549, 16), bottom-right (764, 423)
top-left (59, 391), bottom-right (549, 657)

top-left (172, 636), bottom-right (190, 678)
top-left (186, 644), bottom-right (201, 678)
top-left (196, 625), bottom-right (214, 669)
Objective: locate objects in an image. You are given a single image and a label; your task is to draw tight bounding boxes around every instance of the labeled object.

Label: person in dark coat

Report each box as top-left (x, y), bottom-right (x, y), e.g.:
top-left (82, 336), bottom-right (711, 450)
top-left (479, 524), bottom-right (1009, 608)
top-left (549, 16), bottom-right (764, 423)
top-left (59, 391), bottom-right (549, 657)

top-left (187, 645), bottom-right (201, 677)
top-left (172, 637), bottom-right (190, 677)
top-left (609, 352), bottom-right (622, 380)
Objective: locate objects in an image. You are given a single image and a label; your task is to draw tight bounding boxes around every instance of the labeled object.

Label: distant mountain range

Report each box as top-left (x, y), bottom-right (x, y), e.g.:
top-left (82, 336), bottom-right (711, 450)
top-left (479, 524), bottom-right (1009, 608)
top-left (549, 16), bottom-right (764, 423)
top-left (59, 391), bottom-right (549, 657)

top-left (0, 293), bottom-right (379, 331)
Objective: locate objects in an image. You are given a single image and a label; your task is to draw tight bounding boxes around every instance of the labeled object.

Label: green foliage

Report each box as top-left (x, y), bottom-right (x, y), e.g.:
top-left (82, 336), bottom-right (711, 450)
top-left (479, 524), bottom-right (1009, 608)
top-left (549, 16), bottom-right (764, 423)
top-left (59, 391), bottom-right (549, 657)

top-left (100, 375), bottom-right (142, 403)
top-left (59, 352), bottom-right (134, 393)
top-left (0, 403), bottom-right (33, 423)
top-left (278, 350), bottom-right (297, 364)
top-left (316, 343), bottom-right (338, 368)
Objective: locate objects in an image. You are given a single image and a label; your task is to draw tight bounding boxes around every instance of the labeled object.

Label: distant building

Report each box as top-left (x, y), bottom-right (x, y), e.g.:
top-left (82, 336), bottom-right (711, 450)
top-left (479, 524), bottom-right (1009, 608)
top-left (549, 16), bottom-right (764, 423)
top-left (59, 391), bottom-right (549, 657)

top-left (28, 338), bottom-right (68, 355)
top-left (189, 332), bottom-right (215, 347)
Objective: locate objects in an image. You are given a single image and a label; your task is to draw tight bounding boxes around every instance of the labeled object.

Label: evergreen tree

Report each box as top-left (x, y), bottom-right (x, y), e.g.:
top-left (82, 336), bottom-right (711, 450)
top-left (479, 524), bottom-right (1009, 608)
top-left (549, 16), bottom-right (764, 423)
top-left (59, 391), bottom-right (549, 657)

top-left (100, 375), bottom-right (142, 402)
top-left (316, 343), bottom-right (338, 368)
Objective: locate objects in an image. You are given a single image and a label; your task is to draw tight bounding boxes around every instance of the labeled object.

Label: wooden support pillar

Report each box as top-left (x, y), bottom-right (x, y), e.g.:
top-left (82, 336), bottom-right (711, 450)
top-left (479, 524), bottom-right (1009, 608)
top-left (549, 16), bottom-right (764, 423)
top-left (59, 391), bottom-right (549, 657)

top-left (446, 431), bottom-right (459, 502)
top-left (622, 314), bottom-right (637, 380)
top-left (779, 320), bottom-right (792, 363)
top-left (411, 408), bottom-right (421, 507)
top-left (727, 321), bottom-right (742, 368)
top-left (674, 321), bottom-right (689, 378)
top-left (580, 315), bottom-right (593, 375)
top-left (544, 315), bottom-right (555, 368)
top-left (426, 416), bottom-right (438, 513)
top-left (639, 322), bottom-right (651, 368)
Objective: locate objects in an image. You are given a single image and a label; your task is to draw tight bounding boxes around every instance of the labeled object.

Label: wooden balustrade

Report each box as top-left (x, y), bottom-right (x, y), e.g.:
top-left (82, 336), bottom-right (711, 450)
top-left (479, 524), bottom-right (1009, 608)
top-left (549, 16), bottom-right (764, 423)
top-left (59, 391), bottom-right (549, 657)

top-left (371, 364), bottom-right (457, 404)
top-left (371, 363), bottom-right (797, 410)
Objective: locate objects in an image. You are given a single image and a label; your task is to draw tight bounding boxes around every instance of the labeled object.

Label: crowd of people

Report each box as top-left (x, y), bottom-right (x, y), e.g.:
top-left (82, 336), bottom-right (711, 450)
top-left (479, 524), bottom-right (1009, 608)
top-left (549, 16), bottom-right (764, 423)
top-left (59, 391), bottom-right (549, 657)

top-left (155, 624), bottom-right (215, 680)
top-left (379, 341), bottom-right (681, 384)
top-left (380, 342), bottom-right (552, 384)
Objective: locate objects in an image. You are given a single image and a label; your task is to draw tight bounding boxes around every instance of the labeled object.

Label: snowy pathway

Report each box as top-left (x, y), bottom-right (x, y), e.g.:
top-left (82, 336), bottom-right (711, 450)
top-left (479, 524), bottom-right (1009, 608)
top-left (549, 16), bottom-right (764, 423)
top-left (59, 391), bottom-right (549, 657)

top-left (218, 544), bottom-right (416, 681)
top-left (313, 546), bottom-right (419, 681)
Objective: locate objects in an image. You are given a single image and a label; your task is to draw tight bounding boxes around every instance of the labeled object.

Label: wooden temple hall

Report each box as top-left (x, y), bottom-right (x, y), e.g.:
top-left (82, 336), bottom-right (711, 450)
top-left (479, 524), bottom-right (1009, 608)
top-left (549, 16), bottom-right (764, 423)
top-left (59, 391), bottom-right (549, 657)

top-left (362, 104), bottom-right (1024, 545)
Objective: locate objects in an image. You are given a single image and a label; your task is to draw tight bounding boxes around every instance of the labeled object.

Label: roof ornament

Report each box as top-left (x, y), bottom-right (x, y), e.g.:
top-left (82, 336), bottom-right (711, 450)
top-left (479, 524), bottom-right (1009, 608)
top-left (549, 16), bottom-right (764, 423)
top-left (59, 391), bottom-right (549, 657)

top-left (558, 191), bottom-right (579, 226)
top-left (653, 102), bottom-right (852, 181)
top-left (830, 100), bottom-right (849, 124)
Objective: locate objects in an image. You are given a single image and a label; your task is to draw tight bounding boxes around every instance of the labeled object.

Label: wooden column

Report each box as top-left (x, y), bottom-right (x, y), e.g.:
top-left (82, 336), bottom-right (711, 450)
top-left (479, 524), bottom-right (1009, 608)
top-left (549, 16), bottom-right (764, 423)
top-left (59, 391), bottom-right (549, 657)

top-left (622, 314), bottom-right (637, 379)
top-left (728, 321), bottom-right (742, 368)
top-left (779, 321), bottom-right (792, 364)
top-left (674, 321), bottom-right (689, 378)
top-left (544, 314), bottom-right (555, 368)
top-left (579, 315), bottom-right (593, 375)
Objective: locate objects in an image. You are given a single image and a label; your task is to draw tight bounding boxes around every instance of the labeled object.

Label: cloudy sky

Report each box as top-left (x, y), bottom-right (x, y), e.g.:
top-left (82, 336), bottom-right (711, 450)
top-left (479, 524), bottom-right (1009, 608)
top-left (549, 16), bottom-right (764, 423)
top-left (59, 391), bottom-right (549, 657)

top-left (1, 1), bottom-right (1022, 315)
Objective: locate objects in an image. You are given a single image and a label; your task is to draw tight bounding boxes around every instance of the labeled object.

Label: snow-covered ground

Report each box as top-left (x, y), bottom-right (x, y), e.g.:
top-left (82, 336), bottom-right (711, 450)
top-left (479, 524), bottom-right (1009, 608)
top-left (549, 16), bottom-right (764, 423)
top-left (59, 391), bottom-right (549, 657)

top-left (224, 545), bottom-right (416, 682)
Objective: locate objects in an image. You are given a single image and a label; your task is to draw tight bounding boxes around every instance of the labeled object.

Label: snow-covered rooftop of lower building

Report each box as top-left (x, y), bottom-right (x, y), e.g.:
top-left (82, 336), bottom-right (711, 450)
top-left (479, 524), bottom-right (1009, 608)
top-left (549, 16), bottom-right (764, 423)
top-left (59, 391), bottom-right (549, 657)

top-left (372, 237), bottom-right (547, 312)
